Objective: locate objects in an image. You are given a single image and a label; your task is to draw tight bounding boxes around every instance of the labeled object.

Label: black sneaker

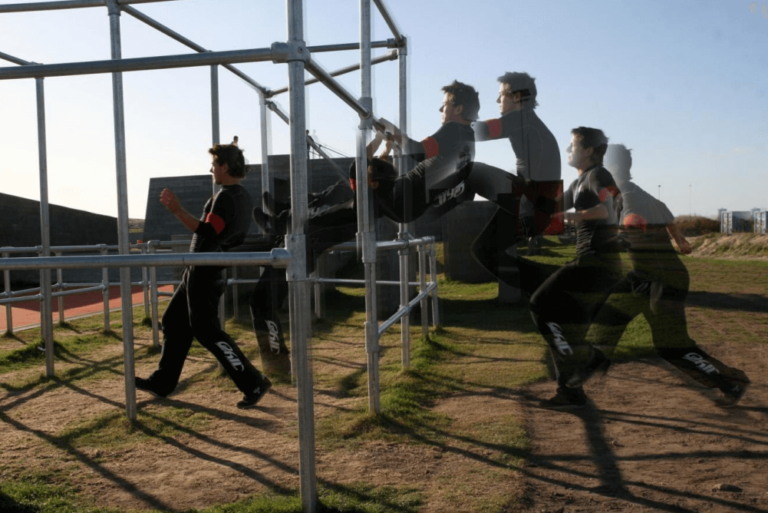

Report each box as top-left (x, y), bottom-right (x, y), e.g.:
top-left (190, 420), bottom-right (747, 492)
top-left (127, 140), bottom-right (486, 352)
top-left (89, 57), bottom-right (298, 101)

top-left (135, 376), bottom-right (169, 398)
top-left (717, 369), bottom-right (750, 408)
top-left (237, 377), bottom-right (272, 410)
top-left (540, 386), bottom-right (587, 410)
top-left (263, 191), bottom-right (290, 217)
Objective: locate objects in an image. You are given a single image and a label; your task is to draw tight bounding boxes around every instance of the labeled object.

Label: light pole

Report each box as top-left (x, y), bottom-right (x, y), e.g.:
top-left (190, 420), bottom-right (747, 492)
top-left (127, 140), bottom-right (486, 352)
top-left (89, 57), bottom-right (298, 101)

top-left (658, 185), bottom-right (661, 200)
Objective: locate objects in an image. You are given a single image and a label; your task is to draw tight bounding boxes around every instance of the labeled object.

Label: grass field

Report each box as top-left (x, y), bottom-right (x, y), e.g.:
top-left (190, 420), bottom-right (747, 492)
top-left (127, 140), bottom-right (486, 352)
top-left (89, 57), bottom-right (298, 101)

top-left (1, 237), bottom-right (765, 512)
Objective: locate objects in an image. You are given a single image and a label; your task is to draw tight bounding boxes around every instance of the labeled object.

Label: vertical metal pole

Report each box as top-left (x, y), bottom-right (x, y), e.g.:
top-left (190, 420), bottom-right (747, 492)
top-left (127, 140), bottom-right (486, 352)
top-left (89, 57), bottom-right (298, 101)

top-left (232, 267), bottom-right (239, 322)
top-left (55, 252), bottom-right (64, 324)
top-left (430, 240), bottom-right (440, 328)
top-left (359, 0), bottom-right (380, 414)
top-left (219, 270), bottom-right (226, 330)
top-left (397, 38), bottom-right (410, 368)
top-left (3, 253), bottom-right (12, 335)
top-left (211, 65), bottom-right (221, 146)
top-left (107, 0), bottom-right (136, 421)
top-left (313, 254), bottom-right (325, 320)
top-left (148, 242), bottom-right (160, 348)
top-left (35, 77), bottom-right (54, 377)
top-left (101, 246), bottom-right (110, 332)
top-left (418, 243), bottom-right (428, 336)
top-left (286, 2), bottom-right (316, 511)
top-left (259, 93), bottom-right (273, 221)
top-left (141, 246), bottom-right (149, 319)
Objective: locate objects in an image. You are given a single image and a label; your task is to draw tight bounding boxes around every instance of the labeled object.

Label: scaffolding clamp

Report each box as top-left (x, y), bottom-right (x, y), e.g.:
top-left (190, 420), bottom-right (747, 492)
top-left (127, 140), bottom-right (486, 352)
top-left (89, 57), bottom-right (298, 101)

top-left (285, 233), bottom-right (308, 282)
top-left (106, 0), bottom-right (121, 16)
top-left (396, 36), bottom-right (407, 55)
top-left (271, 41), bottom-right (310, 64)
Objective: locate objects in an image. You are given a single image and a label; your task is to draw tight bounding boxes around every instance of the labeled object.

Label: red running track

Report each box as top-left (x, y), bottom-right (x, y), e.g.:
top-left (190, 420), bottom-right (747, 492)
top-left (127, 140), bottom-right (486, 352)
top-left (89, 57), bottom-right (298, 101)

top-left (0, 285), bottom-right (174, 332)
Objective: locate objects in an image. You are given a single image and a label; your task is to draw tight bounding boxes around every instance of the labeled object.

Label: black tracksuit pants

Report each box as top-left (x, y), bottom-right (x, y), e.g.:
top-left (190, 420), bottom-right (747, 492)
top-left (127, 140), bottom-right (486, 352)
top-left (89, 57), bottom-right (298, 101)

top-left (590, 251), bottom-right (740, 390)
top-left (149, 267), bottom-right (265, 396)
top-left (529, 251), bottom-right (623, 387)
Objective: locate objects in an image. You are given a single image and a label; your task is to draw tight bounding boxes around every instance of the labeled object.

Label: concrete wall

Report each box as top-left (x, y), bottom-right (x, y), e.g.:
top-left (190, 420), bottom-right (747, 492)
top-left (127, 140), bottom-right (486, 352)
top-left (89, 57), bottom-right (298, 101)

top-left (0, 192), bottom-right (123, 288)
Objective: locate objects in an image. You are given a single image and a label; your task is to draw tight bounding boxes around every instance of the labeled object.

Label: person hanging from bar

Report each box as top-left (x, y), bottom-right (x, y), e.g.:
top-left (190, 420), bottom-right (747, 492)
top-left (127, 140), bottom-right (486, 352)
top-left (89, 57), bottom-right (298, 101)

top-left (135, 142), bottom-right (272, 410)
top-left (248, 81), bottom-right (480, 378)
top-left (590, 144), bottom-right (750, 407)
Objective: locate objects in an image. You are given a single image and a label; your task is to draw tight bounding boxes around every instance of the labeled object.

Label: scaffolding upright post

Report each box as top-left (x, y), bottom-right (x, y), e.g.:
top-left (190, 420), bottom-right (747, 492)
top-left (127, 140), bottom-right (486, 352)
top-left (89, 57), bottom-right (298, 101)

top-left (397, 36), bottom-right (411, 367)
top-left (148, 242), bottom-right (160, 347)
top-left (3, 253), bottom-right (11, 334)
top-left (55, 252), bottom-right (64, 324)
top-left (101, 245), bottom-right (110, 332)
top-left (106, 0), bottom-right (137, 421)
top-left (141, 246), bottom-right (150, 319)
top-left (418, 242), bottom-right (428, 336)
top-left (284, 0), bottom-right (316, 510)
top-left (359, 0), bottom-right (380, 413)
top-left (35, 76), bottom-right (54, 376)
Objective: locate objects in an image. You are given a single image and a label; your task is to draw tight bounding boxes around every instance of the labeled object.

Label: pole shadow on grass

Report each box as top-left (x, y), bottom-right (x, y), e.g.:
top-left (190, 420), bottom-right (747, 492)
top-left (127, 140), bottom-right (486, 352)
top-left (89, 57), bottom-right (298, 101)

top-left (686, 291), bottom-right (768, 313)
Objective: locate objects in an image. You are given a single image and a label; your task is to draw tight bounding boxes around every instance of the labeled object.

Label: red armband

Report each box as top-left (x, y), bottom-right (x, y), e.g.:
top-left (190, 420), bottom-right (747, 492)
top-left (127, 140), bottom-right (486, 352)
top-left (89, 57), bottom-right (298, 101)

top-left (205, 213), bottom-right (225, 234)
top-left (598, 186), bottom-right (620, 202)
top-left (422, 137), bottom-right (439, 159)
top-left (623, 213), bottom-right (648, 233)
top-left (349, 177), bottom-right (357, 192)
top-left (486, 119), bottom-right (502, 139)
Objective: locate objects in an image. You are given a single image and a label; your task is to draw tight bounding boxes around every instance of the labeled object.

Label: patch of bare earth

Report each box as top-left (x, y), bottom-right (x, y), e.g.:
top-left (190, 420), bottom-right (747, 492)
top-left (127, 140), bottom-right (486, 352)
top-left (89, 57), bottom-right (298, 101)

top-left (516, 292), bottom-right (768, 512)
top-left (0, 327), bottom-right (524, 512)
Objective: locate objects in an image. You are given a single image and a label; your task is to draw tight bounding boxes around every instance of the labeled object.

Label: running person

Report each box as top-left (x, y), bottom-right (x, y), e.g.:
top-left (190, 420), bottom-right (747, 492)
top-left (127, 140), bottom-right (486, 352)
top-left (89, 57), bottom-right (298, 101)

top-left (530, 127), bottom-right (622, 410)
top-left (136, 143), bottom-right (272, 409)
top-left (593, 144), bottom-right (750, 406)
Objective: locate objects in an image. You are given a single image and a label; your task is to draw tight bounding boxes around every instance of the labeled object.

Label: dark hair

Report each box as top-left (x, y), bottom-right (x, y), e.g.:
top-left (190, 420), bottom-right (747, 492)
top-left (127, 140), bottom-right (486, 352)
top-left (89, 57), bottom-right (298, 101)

top-left (571, 127), bottom-right (609, 164)
top-left (604, 144), bottom-right (633, 182)
top-left (442, 80), bottom-right (480, 121)
top-left (497, 71), bottom-right (539, 109)
top-left (208, 143), bottom-right (247, 178)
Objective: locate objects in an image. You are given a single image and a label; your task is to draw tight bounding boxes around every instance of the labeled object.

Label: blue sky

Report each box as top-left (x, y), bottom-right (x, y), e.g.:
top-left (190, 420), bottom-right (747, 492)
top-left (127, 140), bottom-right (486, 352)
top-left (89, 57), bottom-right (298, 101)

top-left (1, 0), bottom-right (766, 220)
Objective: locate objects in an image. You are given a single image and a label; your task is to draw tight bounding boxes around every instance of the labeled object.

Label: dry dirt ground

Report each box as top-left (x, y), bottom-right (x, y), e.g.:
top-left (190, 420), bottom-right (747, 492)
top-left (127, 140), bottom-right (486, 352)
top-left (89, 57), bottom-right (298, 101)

top-left (1, 258), bottom-right (767, 512)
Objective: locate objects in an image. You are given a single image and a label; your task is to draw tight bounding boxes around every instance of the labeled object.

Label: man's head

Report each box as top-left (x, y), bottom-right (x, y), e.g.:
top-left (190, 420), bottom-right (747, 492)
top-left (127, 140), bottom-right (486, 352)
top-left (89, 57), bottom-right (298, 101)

top-left (497, 72), bottom-right (538, 114)
top-left (208, 143), bottom-right (247, 184)
top-left (440, 80), bottom-right (480, 125)
top-left (604, 144), bottom-right (633, 184)
top-left (567, 127), bottom-right (608, 170)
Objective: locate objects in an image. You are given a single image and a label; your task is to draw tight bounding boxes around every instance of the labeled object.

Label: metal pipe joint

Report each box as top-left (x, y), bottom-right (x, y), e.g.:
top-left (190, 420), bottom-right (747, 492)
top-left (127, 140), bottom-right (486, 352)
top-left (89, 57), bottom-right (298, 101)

top-left (285, 234), bottom-right (307, 282)
top-left (105, 0), bottom-right (120, 15)
top-left (270, 41), bottom-right (310, 64)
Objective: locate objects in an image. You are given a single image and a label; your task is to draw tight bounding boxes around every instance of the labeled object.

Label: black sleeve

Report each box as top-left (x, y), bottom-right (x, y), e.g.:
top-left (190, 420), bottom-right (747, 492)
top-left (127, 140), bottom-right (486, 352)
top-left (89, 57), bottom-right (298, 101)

top-left (194, 190), bottom-right (236, 240)
top-left (374, 158), bottom-right (432, 223)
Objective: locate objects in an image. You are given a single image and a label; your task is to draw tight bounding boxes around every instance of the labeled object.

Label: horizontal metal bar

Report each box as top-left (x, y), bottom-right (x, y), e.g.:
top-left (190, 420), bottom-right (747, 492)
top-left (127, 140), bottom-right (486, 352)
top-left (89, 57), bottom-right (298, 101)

top-left (0, 51), bottom-right (32, 66)
top-left (266, 101), bottom-right (290, 124)
top-left (0, 0), bottom-right (179, 14)
top-left (122, 5), bottom-right (269, 93)
top-left (0, 286), bottom-right (41, 298)
top-left (158, 291), bottom-right (174, 297)
top-left (0, 294), bottom-right (42, 305)
top-left (327, 236), bottom-right (434, 253)
top-left (304, 58), bottom-right (373, 120)
top-left (378, 282), bottom-right (436, 335)
top-left (269, 50), bottom-right (397, 97)
top-left (311, 278), bottom-right (424, 287)
top-left (0, 249), bottom-right (292, 271)
top-left (51, 285), bottom-right (105, 298)
top-left (0, 47), bottom-right (275, 80)
top-left (307, 40), bottom-right (394, 53)
top-left (0, 246), bottom-right (42, 254)
top-left (372, 0), bottom-right (404, 44)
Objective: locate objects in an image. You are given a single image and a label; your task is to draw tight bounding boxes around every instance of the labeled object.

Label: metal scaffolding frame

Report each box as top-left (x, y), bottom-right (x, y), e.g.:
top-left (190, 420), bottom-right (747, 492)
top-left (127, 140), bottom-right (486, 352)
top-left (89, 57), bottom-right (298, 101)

top-left (0, 1), bottom-right (433, 510)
